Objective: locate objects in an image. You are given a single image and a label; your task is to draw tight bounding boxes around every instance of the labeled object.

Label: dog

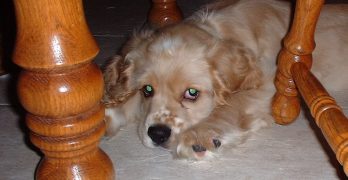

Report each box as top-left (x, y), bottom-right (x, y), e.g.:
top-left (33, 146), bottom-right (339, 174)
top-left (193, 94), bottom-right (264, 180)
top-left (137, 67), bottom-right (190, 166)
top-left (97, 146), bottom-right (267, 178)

top-left (102, 0), bottom-right (348, 160)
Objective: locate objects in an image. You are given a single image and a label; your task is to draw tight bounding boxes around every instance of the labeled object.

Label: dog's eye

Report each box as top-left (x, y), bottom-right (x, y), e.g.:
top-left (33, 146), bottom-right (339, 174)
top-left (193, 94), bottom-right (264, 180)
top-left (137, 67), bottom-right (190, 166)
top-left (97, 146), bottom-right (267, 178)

top-left (142, 85), bottom-right (154, 97)
top-left (184, 88), bottom-right (199, 101)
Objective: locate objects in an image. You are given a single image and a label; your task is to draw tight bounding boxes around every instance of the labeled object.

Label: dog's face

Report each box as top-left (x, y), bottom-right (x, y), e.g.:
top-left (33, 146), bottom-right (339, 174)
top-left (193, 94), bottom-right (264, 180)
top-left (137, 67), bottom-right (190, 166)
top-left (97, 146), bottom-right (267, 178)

top-left (125, 25), bottom-right (218, 149)
top-left (136, 47), bottom-right (216, 148)
top-left (103, 23), bottom-right (261, 149)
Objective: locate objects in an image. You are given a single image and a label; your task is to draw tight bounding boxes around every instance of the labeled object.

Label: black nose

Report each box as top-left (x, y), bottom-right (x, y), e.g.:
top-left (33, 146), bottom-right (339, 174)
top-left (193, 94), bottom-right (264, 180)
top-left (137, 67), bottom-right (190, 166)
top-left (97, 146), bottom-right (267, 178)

top-left (147, 124), bottom-right (171, 145)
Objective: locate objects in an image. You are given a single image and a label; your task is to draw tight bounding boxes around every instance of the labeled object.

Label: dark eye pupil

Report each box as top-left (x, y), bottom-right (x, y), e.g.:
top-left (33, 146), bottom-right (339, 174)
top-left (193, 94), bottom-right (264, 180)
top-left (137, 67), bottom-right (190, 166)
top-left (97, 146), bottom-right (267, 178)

top-left (189, 88), bottom-right (198, 96)
top-left (143, 85), bottom-right (154, 97)
top-left (145, 85), bottom-right (152, 92)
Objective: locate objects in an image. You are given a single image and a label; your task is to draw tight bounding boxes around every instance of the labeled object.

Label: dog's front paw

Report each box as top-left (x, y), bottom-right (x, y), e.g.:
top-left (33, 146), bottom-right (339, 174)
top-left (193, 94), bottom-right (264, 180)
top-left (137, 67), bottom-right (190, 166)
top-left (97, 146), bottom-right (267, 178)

top-left (176, 126), bottom-right (223, 160)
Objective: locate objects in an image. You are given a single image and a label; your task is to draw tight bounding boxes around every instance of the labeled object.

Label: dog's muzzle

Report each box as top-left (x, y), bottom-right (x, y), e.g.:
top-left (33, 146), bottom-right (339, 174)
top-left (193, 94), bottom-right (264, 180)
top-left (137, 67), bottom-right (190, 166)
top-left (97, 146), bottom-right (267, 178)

top-left (147, 124), bottom-right (171, 145)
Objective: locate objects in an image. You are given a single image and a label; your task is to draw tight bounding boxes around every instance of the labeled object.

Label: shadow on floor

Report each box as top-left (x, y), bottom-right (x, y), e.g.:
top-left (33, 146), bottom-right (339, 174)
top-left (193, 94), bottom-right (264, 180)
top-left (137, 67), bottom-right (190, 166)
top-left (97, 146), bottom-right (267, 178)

top-left (303, 102), bottom-right (347, 179)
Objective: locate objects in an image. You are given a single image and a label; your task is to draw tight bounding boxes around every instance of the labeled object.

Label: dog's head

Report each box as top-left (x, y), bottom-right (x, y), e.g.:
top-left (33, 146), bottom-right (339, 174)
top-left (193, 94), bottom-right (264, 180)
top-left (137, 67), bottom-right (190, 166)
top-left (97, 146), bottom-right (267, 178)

top-left (103, 23), bottom-right (262, 149)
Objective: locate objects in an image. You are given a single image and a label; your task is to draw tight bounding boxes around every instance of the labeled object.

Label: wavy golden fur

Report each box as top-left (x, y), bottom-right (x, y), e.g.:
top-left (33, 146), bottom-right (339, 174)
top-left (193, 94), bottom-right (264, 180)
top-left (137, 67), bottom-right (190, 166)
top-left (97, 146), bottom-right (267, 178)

top-left (103, 0), bottom-right (348, 160)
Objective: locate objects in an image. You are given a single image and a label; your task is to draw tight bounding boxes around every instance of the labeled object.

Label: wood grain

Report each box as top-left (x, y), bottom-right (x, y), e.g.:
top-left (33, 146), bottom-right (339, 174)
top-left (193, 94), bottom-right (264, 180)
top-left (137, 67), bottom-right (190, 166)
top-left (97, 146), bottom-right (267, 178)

top-left (149, 0), bottom-right (183, 28)
top-left (13, 0), bottom-right (115, 179)
top-left (273, 0), bottom-right (348, 175)
top-left (291, 63), bottom-right (348, 175)
top-left (272, 0), bottom-right (323, 124)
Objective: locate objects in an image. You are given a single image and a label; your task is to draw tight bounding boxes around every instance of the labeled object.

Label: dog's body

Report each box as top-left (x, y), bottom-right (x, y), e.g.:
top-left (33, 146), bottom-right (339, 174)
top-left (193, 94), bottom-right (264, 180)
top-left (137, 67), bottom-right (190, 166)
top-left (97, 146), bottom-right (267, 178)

top-left (103, 0), bottom-right (348, 160)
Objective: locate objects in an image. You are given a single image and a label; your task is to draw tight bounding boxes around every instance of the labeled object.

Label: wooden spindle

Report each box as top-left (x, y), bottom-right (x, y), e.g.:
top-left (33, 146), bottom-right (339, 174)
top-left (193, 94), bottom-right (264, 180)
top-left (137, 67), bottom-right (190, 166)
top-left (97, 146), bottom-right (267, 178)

top-left (13, 0), bottom-right (115, 179)
top-left (291, 63), bottom-right (348, 175)
top-left (272, 0), bottom-right (323, 124)
top-left (149, 0), bottom-right (183, 28)
top-left (273, 0), bottom-right (348, 175)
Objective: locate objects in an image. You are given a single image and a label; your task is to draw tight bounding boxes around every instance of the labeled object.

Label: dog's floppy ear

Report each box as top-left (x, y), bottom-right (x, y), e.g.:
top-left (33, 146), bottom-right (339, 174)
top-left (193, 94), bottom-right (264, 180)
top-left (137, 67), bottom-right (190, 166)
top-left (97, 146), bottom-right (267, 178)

top-left (102, 55), bottom-right (134, 107)
top-left (235, 47), bottom-right (263, 90)
top-left (102, 29), bottom-right (155, 107)
top-left (208, 41), bottom-right (263, 104)
top-left (210, 68), bottom-right (232, 105)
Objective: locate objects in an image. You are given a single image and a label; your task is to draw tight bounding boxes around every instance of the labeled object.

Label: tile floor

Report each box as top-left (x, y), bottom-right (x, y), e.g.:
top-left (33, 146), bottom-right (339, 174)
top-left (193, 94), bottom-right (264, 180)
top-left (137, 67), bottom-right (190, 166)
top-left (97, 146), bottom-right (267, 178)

top-left (0, 0), bottom-right (347, 179)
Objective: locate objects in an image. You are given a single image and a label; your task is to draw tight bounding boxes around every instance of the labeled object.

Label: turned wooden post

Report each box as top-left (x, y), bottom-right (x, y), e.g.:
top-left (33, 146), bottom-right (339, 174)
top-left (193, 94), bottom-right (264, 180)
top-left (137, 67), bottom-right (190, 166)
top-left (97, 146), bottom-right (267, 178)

top-left (149, 0), bottom-right (183, 28)
top-left (273, 0), bottom-right (348, 175)
top-left (272, 0), bottom-right (322, 124)
top-left (13, 0), bottom-right (115, 179)
top-left (291, 63), bottom-right (348, 175)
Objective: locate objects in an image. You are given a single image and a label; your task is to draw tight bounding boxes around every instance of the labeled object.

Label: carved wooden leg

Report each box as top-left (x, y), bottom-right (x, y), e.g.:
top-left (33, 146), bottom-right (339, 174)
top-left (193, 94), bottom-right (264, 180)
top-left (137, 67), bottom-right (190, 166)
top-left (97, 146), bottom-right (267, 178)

top-left (272, 0), bottom-right (322, 124)
top-left (149, 0), bottom-right (183, 28)
top-left (291, 63), bottom-right (348, 175)
top-left (273, 0), bottom-right (348, 175)
top-left (13, 0), bottom-right (115, 179)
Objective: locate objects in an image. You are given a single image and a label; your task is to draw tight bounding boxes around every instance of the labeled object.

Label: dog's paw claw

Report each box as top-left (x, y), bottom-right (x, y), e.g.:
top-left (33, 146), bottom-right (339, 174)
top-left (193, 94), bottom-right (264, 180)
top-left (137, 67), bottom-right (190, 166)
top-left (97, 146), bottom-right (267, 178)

top-left (192, 144), bottom-right (207, 152)
top-left (213, 138), bottom-right (221, 148)
top-left (176, 128), bottom-right (223, 160)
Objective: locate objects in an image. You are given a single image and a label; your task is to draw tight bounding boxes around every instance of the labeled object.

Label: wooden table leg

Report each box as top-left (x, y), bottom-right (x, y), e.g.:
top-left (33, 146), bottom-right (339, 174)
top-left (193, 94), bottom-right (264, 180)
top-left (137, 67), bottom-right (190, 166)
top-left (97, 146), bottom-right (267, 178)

top-left (13, 0), bottom-right (115, 179)
top-left (272, 0), bottom-right (348, 175)
top-left (149, 0), bottom-right (183, 28)
top-left (272, 0), bottom-right (322, 125)
top-left (291, 63), bottom-right (348, 175)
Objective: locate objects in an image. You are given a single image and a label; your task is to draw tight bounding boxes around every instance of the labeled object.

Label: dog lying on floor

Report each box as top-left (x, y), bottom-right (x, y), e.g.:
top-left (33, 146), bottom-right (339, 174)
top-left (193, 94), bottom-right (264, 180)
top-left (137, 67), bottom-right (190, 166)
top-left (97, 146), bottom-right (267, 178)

top-left (102, 0), bottom-right (348, 160)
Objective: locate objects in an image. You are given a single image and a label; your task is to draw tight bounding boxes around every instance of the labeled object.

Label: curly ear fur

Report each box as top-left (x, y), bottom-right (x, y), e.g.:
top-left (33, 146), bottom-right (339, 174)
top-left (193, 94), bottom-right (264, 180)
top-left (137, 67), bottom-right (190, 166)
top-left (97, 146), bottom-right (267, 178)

top-left (208, 41), bottom-right (263, 105)
top-left (210, 69), bottom-right (231, 105)
top-left (102, 29), bottom-right (155, 107)
top-left (102, 55), bottom-right (134, 107)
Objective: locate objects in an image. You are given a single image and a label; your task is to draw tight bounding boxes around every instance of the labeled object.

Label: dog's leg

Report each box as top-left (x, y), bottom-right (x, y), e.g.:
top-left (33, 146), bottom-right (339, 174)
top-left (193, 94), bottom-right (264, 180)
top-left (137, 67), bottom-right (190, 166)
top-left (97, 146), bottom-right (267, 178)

top-left (175, 92), bottom-right (272, 160)
top-left (104, 107), bottom-right (127, 138)
top-left (175, 104), bottom-right (263, 160)
top-left (175, 120), bottom-right (246, 160)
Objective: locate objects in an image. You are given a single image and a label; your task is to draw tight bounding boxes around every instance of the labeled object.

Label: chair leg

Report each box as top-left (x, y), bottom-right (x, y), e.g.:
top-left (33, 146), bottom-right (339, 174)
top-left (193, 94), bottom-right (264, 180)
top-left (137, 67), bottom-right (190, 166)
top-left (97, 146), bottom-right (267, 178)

top-left (272, 0), bottom-right (323, 125)
top-left (149, 0), bottom-right (183, 28)
top-left (273, 0), bottom-right (348, 175)
top-left (13, 0), bottom-right (115, 179)
top-left (291, 63), bottom-right (348, 175)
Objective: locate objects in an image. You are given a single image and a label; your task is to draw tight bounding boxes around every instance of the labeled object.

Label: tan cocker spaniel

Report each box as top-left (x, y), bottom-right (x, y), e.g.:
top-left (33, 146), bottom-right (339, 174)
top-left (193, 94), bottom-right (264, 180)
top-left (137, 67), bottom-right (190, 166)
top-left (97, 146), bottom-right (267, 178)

top-left (103, 0), bottom-right (348, 160)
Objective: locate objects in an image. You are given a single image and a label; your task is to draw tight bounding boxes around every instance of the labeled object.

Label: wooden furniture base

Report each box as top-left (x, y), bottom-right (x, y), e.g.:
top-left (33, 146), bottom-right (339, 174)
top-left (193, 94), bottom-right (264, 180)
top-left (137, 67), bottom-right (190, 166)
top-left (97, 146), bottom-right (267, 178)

top-left (13, 0), bottom-right (115, 179)
top-left (272, 0), bottom-right (348, 175)
top-left (149, 0), bottom-right (183, 28)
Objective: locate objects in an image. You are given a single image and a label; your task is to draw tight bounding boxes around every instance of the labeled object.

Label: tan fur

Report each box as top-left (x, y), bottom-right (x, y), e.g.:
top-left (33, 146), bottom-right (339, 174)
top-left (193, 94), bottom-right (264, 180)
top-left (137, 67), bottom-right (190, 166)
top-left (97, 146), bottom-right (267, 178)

top-left (103, 0), bottom-right (348, 160)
